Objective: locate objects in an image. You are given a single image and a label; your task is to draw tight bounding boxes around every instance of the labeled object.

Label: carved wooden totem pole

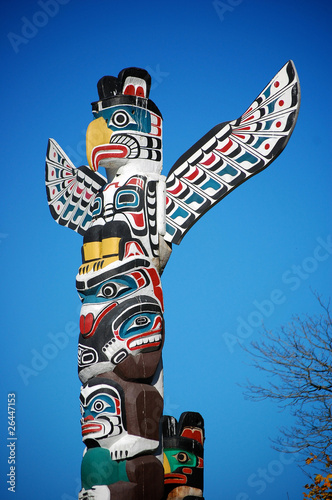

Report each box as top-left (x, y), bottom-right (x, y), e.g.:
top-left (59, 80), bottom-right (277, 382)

top-left (46, 62), bottom-right (300, 499)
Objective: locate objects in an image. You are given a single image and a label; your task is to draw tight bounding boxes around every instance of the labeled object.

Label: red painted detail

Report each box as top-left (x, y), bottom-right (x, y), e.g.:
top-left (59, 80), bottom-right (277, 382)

top-left (217, 138), bottom-right (233, 153)
top-left (115, 398), bottom-right (121, 415)
top-left (136, 86), bottom-right (145, 97)
top-left (130, 271), bottom-right (146, 288)
top-left (81, 302), bottom-right (117, 338)
top-left (274, 81), bottom-right (280, 88)
top-left (201, 153), bottom-right (216, 166)
top-left (127, 177), bottom-right (144, 189)
top-left (149, 113), bottom-right (162, 136)
top-left (81, 422), bottom-right (103, 435)
top-left (123, 84), bottom-right (135, 95)
top-left (51, 170), bottom-right (55, 176)
top-left (242, 106), bottom-right (253, 117)
top-left (168, 181), bottom-right (183, 195)
top-left (164, 473), bottom-right (187, 485)
top-left (276, 121), bottom-right (282, 128)
top-left (197, 457), bottom-right (204, 468)
top-left (146, 268), bottom-right (164, 311)
top-left (85, 191), bottom-right (93, 200)
top-left (57, 204), bottom-right (61, 211)
top-left (80, 313), bottom-right (94, 335)
top-left (242, 114), bottom-right (255, 123)
top-left (184, 166), bottom-right (199, 181)
top-left (84, 415), bottom-right (94, 421)
top-left (233, 134), bottom-right (246, 139)
top-left (52, 189), bottom-right (55, 195)
top-left (236, 126), bottom-right (251, 131)
top-left (182, 468), bottom-right (193, 475)
top-left (104, 181), bottom-right (120, 190)
top-left (166, 196), bottom-right (170, 204)
top-left (65, 171), bottom-right (72, 176)
top-left (92, 144), bottom-right (129, 172)
top-left (129, 212), bottom-right (144, 228)
top-left (264, 143), bottom-right (270, 150)
top-left (76, 186), bottom-right (83, 194)
top-left (53, 152), bottom-right (56, 158)
top-left (279, 99), bottom-right (284, 106)
top-left (124, 242), bottom-right (145, 259)
top-left (181, 427), bottom-right (204, 445)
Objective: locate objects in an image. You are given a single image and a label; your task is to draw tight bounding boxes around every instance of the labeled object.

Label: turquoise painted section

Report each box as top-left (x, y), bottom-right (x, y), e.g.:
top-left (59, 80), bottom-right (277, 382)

top-left (81, 448), bottom-right (128, 489)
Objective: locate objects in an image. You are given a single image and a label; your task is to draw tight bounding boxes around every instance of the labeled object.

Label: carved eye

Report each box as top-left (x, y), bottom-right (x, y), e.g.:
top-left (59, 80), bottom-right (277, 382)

top-left (175, 452), bottom-right (189, 464)
top-left (100, 283), bottom-right (117, 298)
top-left (110, 110), bottom-right (134, 128)
top-left (128, 316), bottom-right (150, 331)
top-left (97, 281), bottom-right (130, 300)
top-left (92, 399), bottom-right (110, 413)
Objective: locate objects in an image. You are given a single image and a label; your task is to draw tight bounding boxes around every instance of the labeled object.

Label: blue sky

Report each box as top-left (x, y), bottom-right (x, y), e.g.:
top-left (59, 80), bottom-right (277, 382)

top-left (1, 0), bottom-right (331, 499)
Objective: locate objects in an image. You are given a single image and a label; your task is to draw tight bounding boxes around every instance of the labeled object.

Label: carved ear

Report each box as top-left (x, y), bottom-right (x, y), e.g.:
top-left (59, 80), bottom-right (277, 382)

top-left (178, 411), bottom-right (205, 446)
top-left (161, 415), bottom-right (177, 439)
top-left (117, 67), bottom-right (151, 98)
top-left (162, 411), bottom-right (205, 448)
top-left (97, 76), bottom-right (119, 100)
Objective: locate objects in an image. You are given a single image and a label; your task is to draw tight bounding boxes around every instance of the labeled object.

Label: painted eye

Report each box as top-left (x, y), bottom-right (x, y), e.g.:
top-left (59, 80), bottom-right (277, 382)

top-left (97, 281), bottom-right (130, 300)
top-left (175, 452), bottom-right (189, 464)
top-left (110, 110), bottom-right (131, 128)
top-left (100, 283), bottom-right (117, 298)
top-left (128, 316), bottom-right (150, 331)
top-left (92, 399), bottom-right (110, 413)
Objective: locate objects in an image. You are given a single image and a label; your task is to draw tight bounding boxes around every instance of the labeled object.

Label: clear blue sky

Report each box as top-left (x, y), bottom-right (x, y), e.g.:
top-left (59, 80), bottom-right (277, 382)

top-left (1, 1), bottom-right (331, 499)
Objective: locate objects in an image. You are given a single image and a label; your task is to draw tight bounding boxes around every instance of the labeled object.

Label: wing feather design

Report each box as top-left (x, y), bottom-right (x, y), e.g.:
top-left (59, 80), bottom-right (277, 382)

top-left (164, 60), bottom-right (300, 245)
top-left (45, 138), bottom-right (107, 235)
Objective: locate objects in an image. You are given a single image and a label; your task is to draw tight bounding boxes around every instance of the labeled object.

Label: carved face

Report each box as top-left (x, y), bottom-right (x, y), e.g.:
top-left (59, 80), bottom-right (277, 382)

top-left (162, 413), bottom-right (204, 498)
top-left (80, 379), bottom-right (125, 445)
top-left (163, 446), bottom-right (204, 498)
top-left (78, 175), bottom-right (161, 276)
top-left (77, 258), bottom-right (164, 382)
top-left (86, 104), bottom-right (162, 175)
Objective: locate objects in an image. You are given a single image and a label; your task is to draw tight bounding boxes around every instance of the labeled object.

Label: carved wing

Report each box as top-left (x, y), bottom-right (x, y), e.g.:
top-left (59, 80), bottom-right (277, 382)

top-left (45, 138), bottom-right (107, 235)
top-left (164, 60), bottom-right (301, 245)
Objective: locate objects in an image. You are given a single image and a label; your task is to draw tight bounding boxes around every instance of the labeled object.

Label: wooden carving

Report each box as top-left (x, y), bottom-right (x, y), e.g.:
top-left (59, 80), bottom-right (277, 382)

top-left (46, 62), bottom-right (300, 499)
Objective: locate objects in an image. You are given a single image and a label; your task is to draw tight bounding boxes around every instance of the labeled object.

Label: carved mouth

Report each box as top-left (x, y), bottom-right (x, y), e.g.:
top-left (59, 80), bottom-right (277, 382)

top-left (111, 133), bottom-right (161, 161)
top-left (91, 136), bottom-right (140, 171)
top-left (81, 422), bottom-right (103, 435)
top-left (127, 331), bottom-right (162, 351)
top-left (110, 134), bottom-right (140, 157)
top-left (164, 473), bottom-right (187, 484)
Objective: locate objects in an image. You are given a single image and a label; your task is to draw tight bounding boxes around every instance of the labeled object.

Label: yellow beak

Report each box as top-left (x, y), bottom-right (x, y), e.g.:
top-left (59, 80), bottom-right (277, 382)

top-left (163, 453), bottom-right (171, 474)
top-left (86, 117), bottom-right (112, 171)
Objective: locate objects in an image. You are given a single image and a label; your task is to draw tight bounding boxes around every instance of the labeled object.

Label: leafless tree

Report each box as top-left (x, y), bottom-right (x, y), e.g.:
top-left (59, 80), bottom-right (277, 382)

top-left (243, 295), bottom-right (332, 460)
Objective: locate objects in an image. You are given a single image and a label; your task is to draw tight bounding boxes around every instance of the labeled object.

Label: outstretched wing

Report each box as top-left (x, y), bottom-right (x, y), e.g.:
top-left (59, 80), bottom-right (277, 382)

top-left (45, 138), bottom-right (107, 235)
top-left (164, 60), bottom-right (301, 245)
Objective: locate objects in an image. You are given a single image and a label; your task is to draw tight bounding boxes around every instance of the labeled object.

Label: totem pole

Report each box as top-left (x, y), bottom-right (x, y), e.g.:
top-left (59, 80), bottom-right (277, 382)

top-left (45, 62), bottom-right (300, 499)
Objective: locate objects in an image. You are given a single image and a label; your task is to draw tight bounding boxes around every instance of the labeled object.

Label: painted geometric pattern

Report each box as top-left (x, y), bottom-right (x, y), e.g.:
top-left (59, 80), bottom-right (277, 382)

top-left (164, 60), bottom-right (301, 245)
top-left (45, 138), bottom-right (107, 235)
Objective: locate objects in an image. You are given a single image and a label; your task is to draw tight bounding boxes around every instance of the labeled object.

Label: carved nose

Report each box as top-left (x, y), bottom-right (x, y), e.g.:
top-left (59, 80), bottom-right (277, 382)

top-left (84, 415), bottom-right (94, 422)
top-left (80, 313), bottom-right (94, 335)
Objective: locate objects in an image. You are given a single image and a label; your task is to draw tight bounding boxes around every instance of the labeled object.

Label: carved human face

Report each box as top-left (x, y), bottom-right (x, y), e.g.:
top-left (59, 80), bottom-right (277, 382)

top-left (77, 258), bottom-right (164, 382)
top-left (80, 379), bottom-right (124, 445)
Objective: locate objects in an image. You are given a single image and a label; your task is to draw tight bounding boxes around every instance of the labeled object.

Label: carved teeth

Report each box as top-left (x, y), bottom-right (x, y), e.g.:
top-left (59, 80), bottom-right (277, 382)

top-left (129, 334), bottom-right (162, 349)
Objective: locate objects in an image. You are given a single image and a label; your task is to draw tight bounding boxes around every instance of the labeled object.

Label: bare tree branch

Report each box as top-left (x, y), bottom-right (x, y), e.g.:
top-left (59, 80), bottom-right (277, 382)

top-left (242, 294), bottom-right (332, 459)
